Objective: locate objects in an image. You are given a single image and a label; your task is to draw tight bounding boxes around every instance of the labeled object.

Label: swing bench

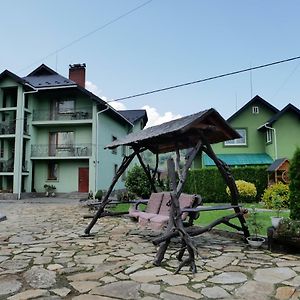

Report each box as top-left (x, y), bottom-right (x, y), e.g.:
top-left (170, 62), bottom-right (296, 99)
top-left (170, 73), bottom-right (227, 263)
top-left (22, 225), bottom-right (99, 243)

top-left (84, 108), bottom-right (249, 274)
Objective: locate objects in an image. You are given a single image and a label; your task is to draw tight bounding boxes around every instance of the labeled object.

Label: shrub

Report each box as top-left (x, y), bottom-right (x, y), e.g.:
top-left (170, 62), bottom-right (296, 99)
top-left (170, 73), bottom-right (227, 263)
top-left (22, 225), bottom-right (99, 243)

top-left (95, 190), bottom-right (104, 200)
top-left (261, 182), bottom-right (290, 209)
top-left (226, 180), bottom-right (257, 202)
top-left (289, 148), bottom-right (300, 220)
top-left (247, 206), bottom-right (264, 238)
top-left (183, 166), bottom-right (267, 203)
top-left (277, 218), bottom-right (300, 237)
top-left (125, 165), bottom-right (151, 199)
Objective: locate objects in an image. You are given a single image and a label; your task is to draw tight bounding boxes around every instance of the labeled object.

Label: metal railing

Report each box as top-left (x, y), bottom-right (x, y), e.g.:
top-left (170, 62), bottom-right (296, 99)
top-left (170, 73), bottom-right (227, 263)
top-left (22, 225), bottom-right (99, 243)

top-left (32, 108), bottom-right (93, 121)
top-left (31, 143), bottom-right (92, 157)
top-left (0, 158), bottom-right (14, 172)
top-left (0, 122), bottom-right (15, 134)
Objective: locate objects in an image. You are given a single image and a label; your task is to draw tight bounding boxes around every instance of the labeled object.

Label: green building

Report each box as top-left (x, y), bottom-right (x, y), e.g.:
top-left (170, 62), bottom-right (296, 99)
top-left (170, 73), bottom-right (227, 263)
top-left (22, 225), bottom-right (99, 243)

top-left (0, 64), bottom-right (147, 199)
top-left (203, 95), bottom-right (300, 167)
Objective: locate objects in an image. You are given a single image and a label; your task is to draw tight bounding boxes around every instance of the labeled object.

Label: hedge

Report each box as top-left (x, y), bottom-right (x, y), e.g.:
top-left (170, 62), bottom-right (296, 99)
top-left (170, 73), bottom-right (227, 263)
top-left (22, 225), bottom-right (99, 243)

top-left (183, 166), bottom-right (268, 203)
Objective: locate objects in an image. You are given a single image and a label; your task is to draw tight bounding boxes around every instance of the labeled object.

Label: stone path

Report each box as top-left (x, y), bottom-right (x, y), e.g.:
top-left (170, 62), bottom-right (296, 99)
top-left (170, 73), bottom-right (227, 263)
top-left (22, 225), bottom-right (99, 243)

top-left (0, 200), bottom-right (299, 299)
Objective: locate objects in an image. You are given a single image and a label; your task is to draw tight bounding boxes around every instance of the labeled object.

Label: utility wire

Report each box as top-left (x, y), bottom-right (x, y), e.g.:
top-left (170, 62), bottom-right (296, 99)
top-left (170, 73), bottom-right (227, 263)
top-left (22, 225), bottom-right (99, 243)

top-left (108, 55), bottom-right (300, 103)
top-left (18, 0), bottom-right (153, 73)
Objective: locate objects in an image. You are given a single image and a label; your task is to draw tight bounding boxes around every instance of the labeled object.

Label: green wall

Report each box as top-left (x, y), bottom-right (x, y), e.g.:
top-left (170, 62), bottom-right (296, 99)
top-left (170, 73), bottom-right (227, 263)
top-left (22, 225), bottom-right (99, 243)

top-left (33, 160), bottom-right (89, 193)
top-left (274, 112), bottom-right (300, 159)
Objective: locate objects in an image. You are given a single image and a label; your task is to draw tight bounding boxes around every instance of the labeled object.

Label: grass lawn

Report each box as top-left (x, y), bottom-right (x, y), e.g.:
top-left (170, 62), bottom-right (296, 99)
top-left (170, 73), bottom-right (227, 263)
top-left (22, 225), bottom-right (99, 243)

top-left (111, 202), bottom-right (289, 236)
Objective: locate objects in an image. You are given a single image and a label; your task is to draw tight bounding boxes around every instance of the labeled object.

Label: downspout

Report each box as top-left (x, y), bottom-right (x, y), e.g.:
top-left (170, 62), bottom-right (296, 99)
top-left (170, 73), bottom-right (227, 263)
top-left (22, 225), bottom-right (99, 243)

top-left (264, 124), bottom-right (278, 160)
top-left (95, 105), bottom-right (109, 193)
top-left (18, 84), bottom-right (39, 200)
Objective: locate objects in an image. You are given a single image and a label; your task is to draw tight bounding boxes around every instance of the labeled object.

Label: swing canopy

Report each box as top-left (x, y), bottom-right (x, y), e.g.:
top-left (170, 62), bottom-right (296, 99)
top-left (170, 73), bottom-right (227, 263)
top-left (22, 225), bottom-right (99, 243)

top-left (105, 108), bottom-right (240, 154)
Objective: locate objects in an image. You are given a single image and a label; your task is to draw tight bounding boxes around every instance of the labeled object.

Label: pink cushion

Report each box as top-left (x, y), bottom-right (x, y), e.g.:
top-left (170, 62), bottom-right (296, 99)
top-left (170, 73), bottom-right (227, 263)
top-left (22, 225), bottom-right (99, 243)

top-left (149, 215), bottom-right (170, 231)
top-left (138, 212), bottom-right (159, 226)
top-left (145, 193), bottom-right (164, 214)
top-left (158, 193), bottom-right (171, 216)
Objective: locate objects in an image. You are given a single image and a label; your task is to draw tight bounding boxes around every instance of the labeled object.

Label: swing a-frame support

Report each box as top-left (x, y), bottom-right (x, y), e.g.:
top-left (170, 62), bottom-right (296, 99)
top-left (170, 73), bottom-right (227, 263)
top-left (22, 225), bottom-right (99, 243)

top-left (84, 108), bottom-right (249, 273)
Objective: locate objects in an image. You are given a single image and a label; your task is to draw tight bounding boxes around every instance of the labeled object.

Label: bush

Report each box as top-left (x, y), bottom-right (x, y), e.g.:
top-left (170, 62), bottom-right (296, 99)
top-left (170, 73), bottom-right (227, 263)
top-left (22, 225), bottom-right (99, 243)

top-left (183, 166), bottom-right (267, 203)
top-left (261, 182), bottom-right (290, 209)
top-left (226, 180), bottom-right (257, 203)
top-left (125, 165), bottom-right (151, 199)
top-left (290, 148), bottom-right (300, 220)
top-left (95, 190), bottom-right (103, 200)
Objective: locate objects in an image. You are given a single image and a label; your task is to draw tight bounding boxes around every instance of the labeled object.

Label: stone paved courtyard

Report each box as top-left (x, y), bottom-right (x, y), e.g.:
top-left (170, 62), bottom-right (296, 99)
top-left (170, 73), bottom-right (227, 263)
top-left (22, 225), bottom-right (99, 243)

top-left (0, 199), bottom-right (300, 300)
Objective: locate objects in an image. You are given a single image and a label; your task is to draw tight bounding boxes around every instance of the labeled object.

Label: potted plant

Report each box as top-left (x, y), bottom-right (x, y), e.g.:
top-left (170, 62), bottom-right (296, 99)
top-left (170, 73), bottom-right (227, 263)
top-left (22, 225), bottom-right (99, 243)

top-left (44, 184), bottom-right (56, 197)
top-left (271, 196), bottom-right (283, 228)
top-left (246, 206), bottom-right (265, 247)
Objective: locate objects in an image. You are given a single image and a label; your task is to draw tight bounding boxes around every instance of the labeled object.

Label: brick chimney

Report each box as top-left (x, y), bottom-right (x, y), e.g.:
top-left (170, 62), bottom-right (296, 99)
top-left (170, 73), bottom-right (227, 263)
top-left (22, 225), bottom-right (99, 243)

top-left (69, 63), bottom-right (86, 88)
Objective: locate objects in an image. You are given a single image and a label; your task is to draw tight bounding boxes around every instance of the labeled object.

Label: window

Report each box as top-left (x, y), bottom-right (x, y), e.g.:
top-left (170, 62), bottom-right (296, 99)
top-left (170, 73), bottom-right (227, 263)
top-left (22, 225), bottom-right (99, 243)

top-left (266, 129), bottom-right (272, 143)
top-left (0, 140), bottom-right (4, 158)
top-left (48, 162), bottom-right (58, 180)
top-left (112, 136), bottom-right (117, 154)
top-left (49, 131), bottom-right (74, 155)
top-left (224, 129), bottom-right (247, 146)
top-left (252, 106), bottom-right (259, 114)
top-left (114, 164), bottom-right (118, 175)
top-left (122, 145), bottom-right (127, 156)
top-left (57, 100), bottom-right (75, 114)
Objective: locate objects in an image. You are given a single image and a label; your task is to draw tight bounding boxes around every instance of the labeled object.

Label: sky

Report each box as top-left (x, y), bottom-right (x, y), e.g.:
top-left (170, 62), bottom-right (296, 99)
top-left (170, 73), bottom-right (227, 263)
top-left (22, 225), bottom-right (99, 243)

top-left (1, 0), bottom-right (300, 126)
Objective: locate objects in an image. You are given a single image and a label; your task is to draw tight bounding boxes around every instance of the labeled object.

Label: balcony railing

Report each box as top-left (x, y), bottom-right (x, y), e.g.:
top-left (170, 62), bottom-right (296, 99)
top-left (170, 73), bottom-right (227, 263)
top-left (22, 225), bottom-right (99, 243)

top-left (31, 143), bottom-right (92, 158)
top-left (32, 108), bottom-right (93, 122)
top-left (0, 158), bottom-right (14, 172)
top-left (0, 122), bottom-right (15, 135)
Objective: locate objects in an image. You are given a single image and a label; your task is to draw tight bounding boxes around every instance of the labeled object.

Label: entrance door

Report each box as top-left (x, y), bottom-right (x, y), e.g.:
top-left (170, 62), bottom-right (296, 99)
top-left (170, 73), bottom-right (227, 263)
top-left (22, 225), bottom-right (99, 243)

top-left (78, 167), bottom-right (89, 192)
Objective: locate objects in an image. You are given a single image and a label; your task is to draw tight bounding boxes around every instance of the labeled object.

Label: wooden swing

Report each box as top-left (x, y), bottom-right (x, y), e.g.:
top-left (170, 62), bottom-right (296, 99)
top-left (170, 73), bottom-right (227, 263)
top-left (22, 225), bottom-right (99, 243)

top-left (84, 108), bottom-right (249, 273)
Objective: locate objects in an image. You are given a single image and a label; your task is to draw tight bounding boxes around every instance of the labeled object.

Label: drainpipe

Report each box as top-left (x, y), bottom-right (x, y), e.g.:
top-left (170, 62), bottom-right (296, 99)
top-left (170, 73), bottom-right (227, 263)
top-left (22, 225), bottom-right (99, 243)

top-left (95, 105), bottom-right (109, 193)
top-left (264, 124), bottom-right (278, 160)
top-left (17, 84), bottom-right (38, 200)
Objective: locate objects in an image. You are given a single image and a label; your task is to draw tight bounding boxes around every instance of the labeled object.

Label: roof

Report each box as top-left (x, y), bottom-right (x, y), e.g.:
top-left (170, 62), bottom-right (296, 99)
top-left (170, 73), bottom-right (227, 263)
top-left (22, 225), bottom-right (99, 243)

top-left (105, 108), bottom-right (240, 154)
top-left (0, 69), bottom-right (27, 86)
top-left (266, 103), bottom-right (300, 126)
top-left (23, 64), bottom-right (132, 126)
top-left (227, 95), bottom-right (279, 122)
top-left (118, 110), bottom-right (148, 126)
top-left (23, 64), bottom-right (76, 88)
top-left (203, 153), bottom-right (273, 166)
top-left (267, 158), bottom-right (289, 172)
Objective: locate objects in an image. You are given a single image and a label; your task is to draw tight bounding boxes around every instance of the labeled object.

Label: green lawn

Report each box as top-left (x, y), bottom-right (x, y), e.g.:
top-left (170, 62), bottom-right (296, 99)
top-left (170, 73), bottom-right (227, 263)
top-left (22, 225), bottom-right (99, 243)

top-left (110, 202), bottom-right (289, 236)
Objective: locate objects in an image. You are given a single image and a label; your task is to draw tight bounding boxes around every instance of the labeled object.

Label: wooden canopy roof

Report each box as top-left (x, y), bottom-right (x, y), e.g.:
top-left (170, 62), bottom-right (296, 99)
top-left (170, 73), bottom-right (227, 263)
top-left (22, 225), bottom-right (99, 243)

top-left (105, 108), bottom-right (240, 154)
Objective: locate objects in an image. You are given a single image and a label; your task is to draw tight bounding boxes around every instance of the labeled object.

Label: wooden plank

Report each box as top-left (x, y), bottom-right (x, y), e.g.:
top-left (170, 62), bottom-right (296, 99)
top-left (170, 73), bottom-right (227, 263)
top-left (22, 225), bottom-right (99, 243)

top-left (182, 205), bottom-right (242, 212)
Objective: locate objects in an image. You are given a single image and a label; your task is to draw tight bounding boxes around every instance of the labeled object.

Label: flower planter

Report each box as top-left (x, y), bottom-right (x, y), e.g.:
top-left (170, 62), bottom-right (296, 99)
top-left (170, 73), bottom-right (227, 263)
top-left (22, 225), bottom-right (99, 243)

top-left (246, 236), bottom-right (265, 248)
top-left (271, 216), bottom-right (283, 229)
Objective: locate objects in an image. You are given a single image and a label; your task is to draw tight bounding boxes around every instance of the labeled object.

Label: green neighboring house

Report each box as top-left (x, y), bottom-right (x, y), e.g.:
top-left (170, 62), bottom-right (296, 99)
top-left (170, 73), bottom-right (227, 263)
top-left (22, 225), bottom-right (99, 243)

top-left (0, 64), bottom-right (147, 199)
top-left (203, 95), bottom-right (300, 167)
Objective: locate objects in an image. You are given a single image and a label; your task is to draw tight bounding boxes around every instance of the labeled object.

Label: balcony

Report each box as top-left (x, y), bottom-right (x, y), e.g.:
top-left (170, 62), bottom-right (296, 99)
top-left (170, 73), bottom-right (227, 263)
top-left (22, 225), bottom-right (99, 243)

top-left (32, 108), bottom-right (92, 122)
top-left (31, 143), bottom-right (92, 158)
top-left (0, 122), bottom-right (15, 135)
top-left (0, 158), bottom-right (14, 172)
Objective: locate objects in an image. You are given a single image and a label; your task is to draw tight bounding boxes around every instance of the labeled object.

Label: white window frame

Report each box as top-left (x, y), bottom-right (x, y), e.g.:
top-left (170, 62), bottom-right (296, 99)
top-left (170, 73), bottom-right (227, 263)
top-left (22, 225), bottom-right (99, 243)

top-left (224, 129), bottom-right (247, 146)
top-left (266, 129), bottom-right (272, 143)
top-left (252, 106), bottom-right (259, 114)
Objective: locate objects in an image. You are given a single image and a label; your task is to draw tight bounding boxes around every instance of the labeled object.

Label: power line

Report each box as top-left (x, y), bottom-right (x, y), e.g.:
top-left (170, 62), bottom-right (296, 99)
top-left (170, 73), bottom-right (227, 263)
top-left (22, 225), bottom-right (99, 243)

top-left (18, 0), bottom-right (153, 73)
top-left (108, 55), bottom-right (300, 103)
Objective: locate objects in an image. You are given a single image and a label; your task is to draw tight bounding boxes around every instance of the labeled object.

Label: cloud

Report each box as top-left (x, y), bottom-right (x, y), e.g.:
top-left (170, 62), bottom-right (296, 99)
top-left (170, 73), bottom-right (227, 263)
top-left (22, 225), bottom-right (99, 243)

top-left (85, 81), bottom-right (181, 127)
top-left (86, 80), bottom-right (127, 110)
top-left (142, 105), bottom-right (182, 127)
top-left (85, 81), bottom-right (102, 97)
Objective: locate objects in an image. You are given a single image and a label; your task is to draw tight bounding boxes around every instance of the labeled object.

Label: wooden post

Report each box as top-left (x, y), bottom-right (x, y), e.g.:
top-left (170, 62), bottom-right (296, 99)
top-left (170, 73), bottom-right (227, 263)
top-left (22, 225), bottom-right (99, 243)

top-left (134, 149), bottom-right (157, 193)
top-left (201, 135), bottom-right (249, 237)
top-left (154, 139), bottom-right (203, 273)
top-left (84, 152), bottom-right (136, 235)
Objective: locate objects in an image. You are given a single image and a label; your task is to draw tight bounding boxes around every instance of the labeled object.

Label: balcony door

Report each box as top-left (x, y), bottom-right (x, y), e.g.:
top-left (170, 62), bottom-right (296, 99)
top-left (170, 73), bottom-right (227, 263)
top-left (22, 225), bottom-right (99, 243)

top-left (78, 167), bottom-right (89, 192)
top-left (49, 131), bottom-right (74, 156)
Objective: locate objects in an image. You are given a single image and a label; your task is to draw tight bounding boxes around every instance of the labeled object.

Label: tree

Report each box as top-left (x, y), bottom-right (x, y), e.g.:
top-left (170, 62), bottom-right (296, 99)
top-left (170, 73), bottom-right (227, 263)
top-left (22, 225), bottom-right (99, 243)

top-left (289, 148), bottom-right (300, 220)
top-left (125, 165), bottom-right (151, 199)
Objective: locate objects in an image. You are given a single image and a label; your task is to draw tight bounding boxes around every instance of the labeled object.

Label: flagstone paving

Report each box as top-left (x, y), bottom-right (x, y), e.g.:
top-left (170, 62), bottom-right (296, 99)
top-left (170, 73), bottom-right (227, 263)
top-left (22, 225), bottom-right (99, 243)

top-left (0, 200), bottom-right (300, 299)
